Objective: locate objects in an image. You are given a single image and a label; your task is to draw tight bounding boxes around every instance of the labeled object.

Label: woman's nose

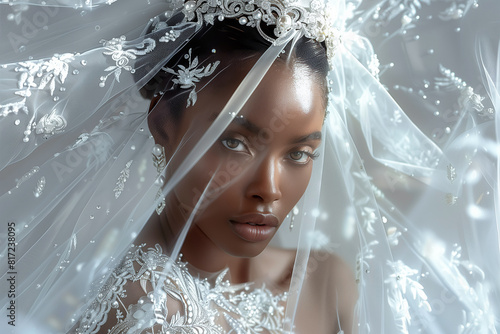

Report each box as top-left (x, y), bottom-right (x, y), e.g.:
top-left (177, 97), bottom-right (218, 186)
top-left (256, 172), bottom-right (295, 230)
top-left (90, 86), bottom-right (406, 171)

top-left (245, 156), bottom-right (282, 204)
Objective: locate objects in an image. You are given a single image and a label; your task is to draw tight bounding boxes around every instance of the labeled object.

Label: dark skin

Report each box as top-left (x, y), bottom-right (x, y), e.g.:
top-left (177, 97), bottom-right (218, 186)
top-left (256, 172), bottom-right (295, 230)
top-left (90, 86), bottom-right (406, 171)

top-left (121, 58), bottom-right (358, 333)
top-left (145, 59), bottom-right (324, 278)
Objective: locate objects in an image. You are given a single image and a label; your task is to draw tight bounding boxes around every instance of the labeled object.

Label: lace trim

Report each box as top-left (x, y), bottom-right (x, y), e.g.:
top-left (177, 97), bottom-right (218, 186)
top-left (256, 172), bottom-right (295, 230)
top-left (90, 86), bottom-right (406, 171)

top-left (76, 244), bottom-right (287, 334)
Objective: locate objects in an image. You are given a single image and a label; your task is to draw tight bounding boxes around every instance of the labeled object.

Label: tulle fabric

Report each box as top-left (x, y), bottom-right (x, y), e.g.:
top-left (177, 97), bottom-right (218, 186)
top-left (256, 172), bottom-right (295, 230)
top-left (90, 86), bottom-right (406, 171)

top-left (0, 0), bottom-right (499, 333)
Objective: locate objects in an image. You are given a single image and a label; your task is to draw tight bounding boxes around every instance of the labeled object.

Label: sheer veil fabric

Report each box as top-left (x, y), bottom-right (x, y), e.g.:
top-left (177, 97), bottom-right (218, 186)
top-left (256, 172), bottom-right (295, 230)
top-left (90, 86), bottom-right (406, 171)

top-left (0, 0), bottom-right (499, 333)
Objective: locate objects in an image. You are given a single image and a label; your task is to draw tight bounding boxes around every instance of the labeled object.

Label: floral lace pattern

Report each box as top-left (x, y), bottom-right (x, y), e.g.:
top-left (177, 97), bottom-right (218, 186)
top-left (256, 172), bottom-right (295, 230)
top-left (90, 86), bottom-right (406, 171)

top-left (163, 48), bottom-right (221, 107)
top-left (0, 53), bottom-right (73, 141)
top-left (100, 36), bottom-right (156, 87)
top-left (76, 244), bottom-right (287, 334)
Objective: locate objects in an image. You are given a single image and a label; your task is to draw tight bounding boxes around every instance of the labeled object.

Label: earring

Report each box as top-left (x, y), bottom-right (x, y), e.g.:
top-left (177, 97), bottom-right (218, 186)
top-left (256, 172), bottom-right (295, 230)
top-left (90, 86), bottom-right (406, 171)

top-left (290, 206), bottom-right (299, 231)
top-left (152, 144), bottom-right (166, 215)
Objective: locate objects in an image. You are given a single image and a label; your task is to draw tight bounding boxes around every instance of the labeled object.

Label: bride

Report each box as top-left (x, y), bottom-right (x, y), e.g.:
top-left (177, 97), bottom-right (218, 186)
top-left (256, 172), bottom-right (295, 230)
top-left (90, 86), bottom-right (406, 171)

top-left (75, 20), bottom-right (357, 333)
top-left (1, 0), bottom-right (499, 333)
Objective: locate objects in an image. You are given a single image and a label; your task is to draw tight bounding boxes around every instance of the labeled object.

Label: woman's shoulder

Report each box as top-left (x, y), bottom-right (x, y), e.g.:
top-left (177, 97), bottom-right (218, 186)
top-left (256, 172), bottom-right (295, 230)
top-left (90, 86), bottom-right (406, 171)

top-left (259, 247), bottom-right (358, 333)
top-left (302, 250), bottom-right (358, 333)
top-left (309, 249), bottom-right (355, 278)
top-left (255, 247), bottom-right (356, 291)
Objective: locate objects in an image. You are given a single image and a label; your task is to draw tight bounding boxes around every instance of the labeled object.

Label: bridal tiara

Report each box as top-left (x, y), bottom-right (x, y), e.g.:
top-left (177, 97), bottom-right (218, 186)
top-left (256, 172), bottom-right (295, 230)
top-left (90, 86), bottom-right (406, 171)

top-left (181, 0), bottom-right (341, 63)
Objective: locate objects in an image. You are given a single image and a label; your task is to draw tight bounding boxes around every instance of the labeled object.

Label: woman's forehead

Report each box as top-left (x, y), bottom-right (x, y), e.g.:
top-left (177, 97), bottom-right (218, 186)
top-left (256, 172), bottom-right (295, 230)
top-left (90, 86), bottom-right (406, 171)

top-left (198, 59), bottom-right (324, 110)
top-left (174, 57), bottom-right (326, 137)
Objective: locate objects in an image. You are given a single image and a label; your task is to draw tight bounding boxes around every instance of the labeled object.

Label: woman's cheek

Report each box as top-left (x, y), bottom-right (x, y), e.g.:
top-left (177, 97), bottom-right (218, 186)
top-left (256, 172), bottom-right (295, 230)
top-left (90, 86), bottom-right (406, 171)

top-left (175, 150), bottom-right (238, 211)
top-left (282, 163), bottom-right (314, 203)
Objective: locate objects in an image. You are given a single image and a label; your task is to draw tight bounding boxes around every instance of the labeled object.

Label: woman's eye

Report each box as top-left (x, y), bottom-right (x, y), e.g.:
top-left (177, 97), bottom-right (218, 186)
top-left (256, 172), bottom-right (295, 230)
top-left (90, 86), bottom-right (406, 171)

top-left (288, 151), bottom-right (319, 164)
top-left (221, 138), bottom-right (246, 152)
top-left (290, 151), bottom-right (306, 162)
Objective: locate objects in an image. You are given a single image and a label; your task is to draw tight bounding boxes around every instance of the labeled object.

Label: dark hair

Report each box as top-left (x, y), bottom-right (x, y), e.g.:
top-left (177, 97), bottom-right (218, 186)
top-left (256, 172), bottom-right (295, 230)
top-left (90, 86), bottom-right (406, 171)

top-left (142, 19), bottom-right (329, 115)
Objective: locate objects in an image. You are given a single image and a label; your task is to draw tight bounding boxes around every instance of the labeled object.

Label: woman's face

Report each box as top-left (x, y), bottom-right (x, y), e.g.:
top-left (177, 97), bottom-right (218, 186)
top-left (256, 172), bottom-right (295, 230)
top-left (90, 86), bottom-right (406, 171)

top-left (149, 58), bottom-right (325, 257)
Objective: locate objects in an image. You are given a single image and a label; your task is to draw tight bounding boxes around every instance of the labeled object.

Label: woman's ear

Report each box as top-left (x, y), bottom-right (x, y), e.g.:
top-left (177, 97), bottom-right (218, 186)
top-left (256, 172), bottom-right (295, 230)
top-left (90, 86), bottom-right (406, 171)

top-left (148, 94), bottom-right (174, 149)
top-left (149, 94), bottom-right (162, 113)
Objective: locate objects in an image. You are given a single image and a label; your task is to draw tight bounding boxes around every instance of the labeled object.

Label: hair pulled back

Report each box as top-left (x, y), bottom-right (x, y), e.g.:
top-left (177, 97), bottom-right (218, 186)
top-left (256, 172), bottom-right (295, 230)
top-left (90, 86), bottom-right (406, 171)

top-left (142, 18), bottom-right (329, 117)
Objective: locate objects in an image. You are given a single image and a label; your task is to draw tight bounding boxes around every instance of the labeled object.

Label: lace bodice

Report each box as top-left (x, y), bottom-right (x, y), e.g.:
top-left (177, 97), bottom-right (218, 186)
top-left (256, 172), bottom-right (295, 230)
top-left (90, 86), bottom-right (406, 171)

top-left (76, 244), bottom-right (288, 334)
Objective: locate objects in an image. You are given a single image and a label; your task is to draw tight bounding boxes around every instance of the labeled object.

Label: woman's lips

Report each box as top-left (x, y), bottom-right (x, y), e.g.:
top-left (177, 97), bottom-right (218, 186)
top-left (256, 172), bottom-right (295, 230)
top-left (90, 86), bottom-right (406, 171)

top-left (229, 213), bottom-right (279, 243)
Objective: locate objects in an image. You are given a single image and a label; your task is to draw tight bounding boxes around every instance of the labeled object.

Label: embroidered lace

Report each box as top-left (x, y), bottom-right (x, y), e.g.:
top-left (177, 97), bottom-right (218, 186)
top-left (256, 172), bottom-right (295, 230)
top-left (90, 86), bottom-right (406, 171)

top-left (76, 244), bottom-right (287, 334)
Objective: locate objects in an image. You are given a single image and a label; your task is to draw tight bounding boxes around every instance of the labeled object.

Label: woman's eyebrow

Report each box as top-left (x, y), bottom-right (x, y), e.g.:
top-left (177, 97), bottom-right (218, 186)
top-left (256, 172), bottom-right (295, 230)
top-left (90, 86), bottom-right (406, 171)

top-left (233, 115), bottom-right (322, 143)
top-left (232, 115), bottom-right (261, 134)
top-left (209, 112), bottom-right (261, 134)
top-left (221, 114), bottom-right (321, 143)
top-left (293, 131), bottom-right (322, 143)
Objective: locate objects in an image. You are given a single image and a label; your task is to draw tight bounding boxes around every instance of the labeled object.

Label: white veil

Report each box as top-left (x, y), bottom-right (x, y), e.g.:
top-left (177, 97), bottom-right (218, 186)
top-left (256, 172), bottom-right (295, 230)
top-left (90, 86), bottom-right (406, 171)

top-left (1, 0), bottom-right (499, 333)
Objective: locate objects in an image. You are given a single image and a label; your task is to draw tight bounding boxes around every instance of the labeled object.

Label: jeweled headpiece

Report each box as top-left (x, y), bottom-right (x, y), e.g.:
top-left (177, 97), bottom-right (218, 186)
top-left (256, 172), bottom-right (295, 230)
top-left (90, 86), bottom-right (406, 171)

top-left (182, 0), bottom-right (340, 63)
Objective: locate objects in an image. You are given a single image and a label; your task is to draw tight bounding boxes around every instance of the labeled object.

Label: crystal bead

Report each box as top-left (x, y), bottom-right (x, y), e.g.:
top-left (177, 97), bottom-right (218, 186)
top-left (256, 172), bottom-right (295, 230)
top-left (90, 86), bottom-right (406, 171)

top-left (278, 14), bottom-right (292, 31)
top-left (184, 1), bottom-right (196, 11)
top-left (152, 145), bottom-right (163, 157)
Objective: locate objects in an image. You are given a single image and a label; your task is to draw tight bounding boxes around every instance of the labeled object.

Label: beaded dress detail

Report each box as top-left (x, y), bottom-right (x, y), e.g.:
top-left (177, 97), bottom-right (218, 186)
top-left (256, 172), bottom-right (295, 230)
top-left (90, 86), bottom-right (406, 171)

top-left (76, 244), bottom-right (287, 334)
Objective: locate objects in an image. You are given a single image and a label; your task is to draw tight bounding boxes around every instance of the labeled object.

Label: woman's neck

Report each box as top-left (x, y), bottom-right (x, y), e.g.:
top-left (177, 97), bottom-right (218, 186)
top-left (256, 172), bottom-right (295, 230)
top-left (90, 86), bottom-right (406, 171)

top-left (137, 210), bottom-right (252, 284)
top-left (180, 224), bottom-right (252, 283)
